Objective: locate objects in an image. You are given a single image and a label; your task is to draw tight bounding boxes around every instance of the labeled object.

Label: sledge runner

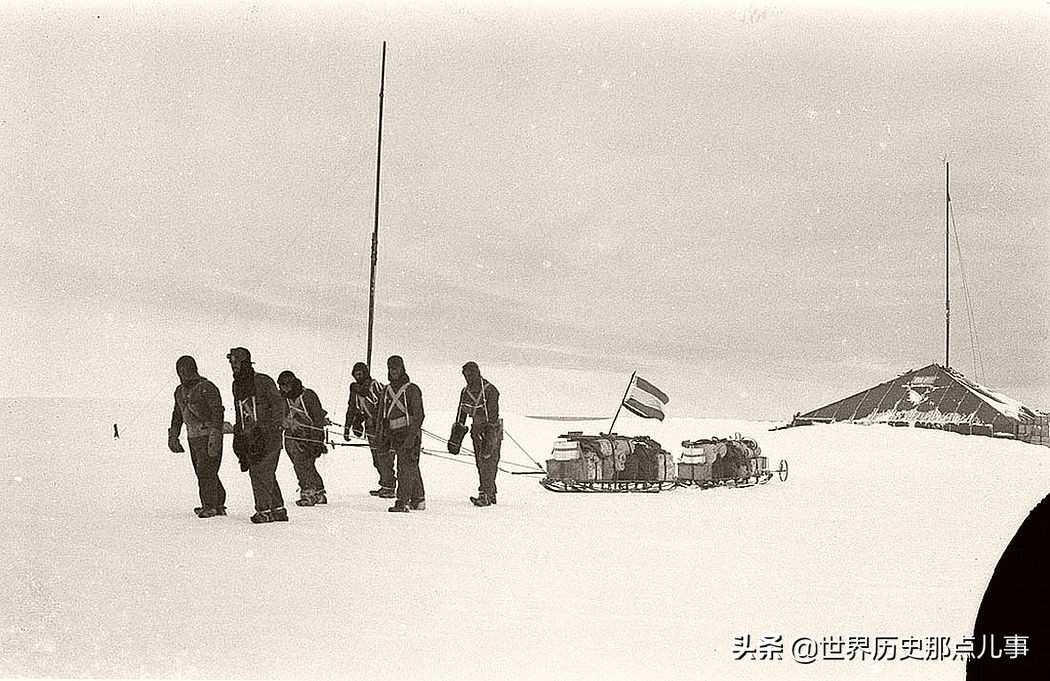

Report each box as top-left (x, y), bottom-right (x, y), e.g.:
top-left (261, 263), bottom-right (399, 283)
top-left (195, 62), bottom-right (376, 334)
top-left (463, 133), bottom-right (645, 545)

top-left (277, 370), bottom-right (328, 507)
top-left (168, 355), bottom-right (227, 518)
top-left (344, 361), bottom-right (394, 498)
top-left (455, 361), bottom-right (502, 507)
top-left (380, 355), bottom-right (425, 512)
top-left (228, 347), bottom-right (288, 524)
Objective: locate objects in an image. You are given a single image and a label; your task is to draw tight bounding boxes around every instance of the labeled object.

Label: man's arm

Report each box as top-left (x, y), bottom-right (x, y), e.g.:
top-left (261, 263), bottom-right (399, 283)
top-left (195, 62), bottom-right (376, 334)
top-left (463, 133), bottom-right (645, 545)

top-left (409, 384), bottom-right (425, 429)
top-left (455, 387), bottom-right (468, 426)
top-left (304, 389), bottom-right (327, 442)
top-left (201, 380), bottom-right (225, 431)
top-left (487, 383), bottom-right (500, 422)
top-left (258, 375), bottom-right (285, 431)
top-left (169, 388), bottom-right (183, 436)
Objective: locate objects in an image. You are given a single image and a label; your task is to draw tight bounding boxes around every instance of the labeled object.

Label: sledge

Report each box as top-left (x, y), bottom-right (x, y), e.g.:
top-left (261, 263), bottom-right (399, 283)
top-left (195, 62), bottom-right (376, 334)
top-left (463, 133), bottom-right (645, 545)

top-left (675, 435), bottom-right (788, 489)
top-left (540, 432), bottom-right (677, 493)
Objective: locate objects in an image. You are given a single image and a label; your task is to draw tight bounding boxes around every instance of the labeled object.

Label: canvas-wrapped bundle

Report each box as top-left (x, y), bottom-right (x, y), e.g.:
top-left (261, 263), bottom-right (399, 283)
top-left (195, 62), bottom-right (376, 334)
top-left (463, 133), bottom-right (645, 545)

top-left (712, 440), bottom-right (751, 481)
top-left (612, 439), bottom-right (631, 472)
top-left (655, 450), bottom-right (676, 482)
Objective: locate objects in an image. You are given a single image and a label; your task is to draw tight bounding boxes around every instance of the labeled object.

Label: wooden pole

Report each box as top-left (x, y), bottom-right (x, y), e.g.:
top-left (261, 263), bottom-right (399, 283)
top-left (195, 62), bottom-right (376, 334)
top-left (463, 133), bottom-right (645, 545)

top-left (945, 160), bottom-right (950, 369)
top-left (606, 371), bottom-right (636, 435)
top-left (366, 41), bottom-right (386, 371)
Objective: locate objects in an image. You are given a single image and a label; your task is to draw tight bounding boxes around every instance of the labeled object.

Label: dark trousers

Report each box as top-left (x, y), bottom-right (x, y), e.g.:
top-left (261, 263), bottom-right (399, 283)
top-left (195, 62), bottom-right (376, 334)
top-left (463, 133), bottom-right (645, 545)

top-left (249, 444), bottom-right (285, 512)
top-left (471, 426), bottom-right (502, 497)
top-left (285, 439), bottom-right (325, 493)
top-left (369, 436), bottom-right (396, 489)
top-left (391, 429), bottom-right (425, 504)
top-left (188, 436), bottom-right (226, 510)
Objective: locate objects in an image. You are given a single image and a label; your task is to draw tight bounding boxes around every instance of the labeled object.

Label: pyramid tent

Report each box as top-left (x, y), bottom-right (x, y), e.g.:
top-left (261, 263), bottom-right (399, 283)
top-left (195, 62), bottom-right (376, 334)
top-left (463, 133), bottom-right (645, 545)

top-left (792, 363), bottom-right (1048, 446)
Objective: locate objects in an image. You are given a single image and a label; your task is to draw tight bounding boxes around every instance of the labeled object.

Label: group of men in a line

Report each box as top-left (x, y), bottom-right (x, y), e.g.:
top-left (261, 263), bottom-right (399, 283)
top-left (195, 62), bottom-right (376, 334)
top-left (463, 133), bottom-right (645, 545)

top-left (168, 348), bottom-right (503, 523)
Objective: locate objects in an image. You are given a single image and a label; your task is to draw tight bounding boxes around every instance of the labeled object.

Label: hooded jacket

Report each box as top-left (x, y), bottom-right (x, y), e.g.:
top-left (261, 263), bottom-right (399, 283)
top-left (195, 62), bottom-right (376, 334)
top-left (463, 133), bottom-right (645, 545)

top-left (380, 357), bottom-right (424, 438)
top-left (346, 362), bottom-right (385, 435)
top-left (170, 356), bottom-right (224, 439)
top-left (278, 371), bottom-right (328, 446)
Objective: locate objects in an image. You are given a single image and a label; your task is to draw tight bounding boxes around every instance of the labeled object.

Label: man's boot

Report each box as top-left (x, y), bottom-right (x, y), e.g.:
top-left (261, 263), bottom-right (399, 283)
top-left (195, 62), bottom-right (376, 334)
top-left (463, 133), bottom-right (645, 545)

top-left (470, 494), bottom-right (491, 507)
top-left (296, 489), bottom-right (316, 507)
top-left (409, 499), bottom-right (426, 511)
top-left (250, 510), bottom-right (274, 524)
top-left (388, 501), bottom-right (409, 513)
top-left (313, 490), bottom-right (327, 505)
top-left (271, 507), bottom-right (289, 522)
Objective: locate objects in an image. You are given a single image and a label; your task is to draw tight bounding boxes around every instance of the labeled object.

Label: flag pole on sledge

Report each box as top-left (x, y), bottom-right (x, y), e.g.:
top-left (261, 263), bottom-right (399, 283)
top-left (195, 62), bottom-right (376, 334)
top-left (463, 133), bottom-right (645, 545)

top-left (606, 370), bottom-right (636, 435)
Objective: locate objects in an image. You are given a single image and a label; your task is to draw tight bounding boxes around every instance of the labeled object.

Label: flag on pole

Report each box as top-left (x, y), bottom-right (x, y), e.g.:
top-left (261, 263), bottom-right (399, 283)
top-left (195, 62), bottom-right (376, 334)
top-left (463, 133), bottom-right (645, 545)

top-left (622, 375), bottom-right (669, 421)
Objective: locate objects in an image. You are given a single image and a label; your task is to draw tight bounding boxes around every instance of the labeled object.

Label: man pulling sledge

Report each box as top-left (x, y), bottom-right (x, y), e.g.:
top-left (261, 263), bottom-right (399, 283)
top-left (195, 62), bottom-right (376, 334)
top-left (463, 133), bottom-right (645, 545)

top-left (345, 361), bottom-right (394, 498)
top-left (454, 361), bottom-right (502, 507)
top-left (229, 347), bottom-right (288, 524)
top-left (380, 355), bottom-right (425, 513)
top-left (168, 355), bottom-right (227, 518)
top-left (278, 370), bottom-right (328, 507)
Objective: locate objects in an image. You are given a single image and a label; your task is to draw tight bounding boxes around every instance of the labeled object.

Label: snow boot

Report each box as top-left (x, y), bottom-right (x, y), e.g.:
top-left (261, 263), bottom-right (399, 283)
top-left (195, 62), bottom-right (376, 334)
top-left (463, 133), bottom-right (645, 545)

top-left (409, 499), bottom-right (426, 511)
top-left (313, 490), bottom-right (327, 505)
top-left (197, 507), bottom-right (222, 518)
top-left (272, 507), bottom-right (289, 522)
top-left (296, 489), bottom-right (317, 507)
top-left (490, 494), bottom-right (496, 505)
top-left (371, 486), bottom-right (396, 498)
top-left (388, 502), bottom-right (409, 513)
top-left (195, 506), bottom-right (227, 516)
top-left (250, 510), bottom-right (274, 524)
top-left (470, 494), bottom-right (491, 507)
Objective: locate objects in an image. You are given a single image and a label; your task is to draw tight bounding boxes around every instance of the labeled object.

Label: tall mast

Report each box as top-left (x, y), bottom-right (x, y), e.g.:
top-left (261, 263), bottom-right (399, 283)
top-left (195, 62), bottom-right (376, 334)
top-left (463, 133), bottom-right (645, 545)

top-left (366, 41), bottom-right (386, 370)
top-left (945, 160), bottom-right (950, 368)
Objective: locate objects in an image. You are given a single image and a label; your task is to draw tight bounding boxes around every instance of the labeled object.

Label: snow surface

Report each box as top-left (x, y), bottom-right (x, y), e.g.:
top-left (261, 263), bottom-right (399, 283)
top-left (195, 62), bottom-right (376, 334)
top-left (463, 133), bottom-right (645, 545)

top-left (3, 396), bottom-right (1049, 680)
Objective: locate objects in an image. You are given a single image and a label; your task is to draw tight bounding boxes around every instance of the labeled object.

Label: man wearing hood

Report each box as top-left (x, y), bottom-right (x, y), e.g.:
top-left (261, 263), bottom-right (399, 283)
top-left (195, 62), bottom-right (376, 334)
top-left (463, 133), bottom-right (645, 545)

top-left (379, 355), bottom-right (425, 512)
top-left (168, 355), bottom-right (226, 518)
top-left (345, 361), bottom-right (394, 497)
top-left (456, 361), bottom-right (502, 507)
top-left (228, 347), bottom-right (288, 523)
top-left (277, 370), bottom-right (328, 507)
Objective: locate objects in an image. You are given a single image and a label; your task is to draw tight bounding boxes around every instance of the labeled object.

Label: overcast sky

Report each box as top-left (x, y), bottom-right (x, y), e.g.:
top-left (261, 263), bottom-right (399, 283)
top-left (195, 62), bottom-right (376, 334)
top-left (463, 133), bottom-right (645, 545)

top-left (2, 1), bottom-right (1047, 419)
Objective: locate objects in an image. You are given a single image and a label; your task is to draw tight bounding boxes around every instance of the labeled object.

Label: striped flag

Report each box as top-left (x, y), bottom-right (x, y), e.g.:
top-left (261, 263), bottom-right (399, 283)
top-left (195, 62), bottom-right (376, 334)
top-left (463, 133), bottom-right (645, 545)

top-left (622, 375), bottom-right (669, 421)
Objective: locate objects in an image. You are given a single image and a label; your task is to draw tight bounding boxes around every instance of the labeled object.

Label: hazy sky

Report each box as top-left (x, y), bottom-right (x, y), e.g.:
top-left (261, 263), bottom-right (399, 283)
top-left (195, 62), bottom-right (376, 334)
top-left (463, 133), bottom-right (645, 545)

top-left (2, 1), bottom-right (1047, 418)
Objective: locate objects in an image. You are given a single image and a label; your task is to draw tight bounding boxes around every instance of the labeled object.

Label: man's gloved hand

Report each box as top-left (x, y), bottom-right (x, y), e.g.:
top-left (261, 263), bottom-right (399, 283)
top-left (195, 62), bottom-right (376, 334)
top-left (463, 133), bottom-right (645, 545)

top-left (349, 415), bottom-right (365, 439)
top-left (167, 428), bottom-right (184, 453)
top-left (207, 429), bottom-right (222, 459)
top-left (448, 422), bottom-right (469, 455)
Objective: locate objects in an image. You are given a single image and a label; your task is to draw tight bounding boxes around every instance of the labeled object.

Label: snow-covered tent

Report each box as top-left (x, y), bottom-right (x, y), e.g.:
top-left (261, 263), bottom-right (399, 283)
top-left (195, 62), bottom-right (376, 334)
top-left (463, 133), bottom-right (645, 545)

top-left (791, 363), bottom-right (1049, 446)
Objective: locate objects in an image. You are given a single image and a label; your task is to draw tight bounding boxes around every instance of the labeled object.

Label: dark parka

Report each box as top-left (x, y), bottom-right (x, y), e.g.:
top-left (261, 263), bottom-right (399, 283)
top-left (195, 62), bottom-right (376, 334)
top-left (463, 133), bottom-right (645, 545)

top-left (346, 362), bottom-right (384, 440)
top-left (231, 366), bottom-right (285, 466)
top-left (279, 372), bottom-right (328, 454)
top-left (169, 356), bottom-right (224, 443)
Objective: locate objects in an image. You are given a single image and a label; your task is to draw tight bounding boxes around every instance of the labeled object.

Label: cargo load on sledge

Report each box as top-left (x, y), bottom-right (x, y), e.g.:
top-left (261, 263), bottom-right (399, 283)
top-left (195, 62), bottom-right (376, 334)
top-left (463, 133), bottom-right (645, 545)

top-left (676, 434), bottom-right (788, 488)
top-left (542, 432), bottom-right (677, 492)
